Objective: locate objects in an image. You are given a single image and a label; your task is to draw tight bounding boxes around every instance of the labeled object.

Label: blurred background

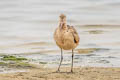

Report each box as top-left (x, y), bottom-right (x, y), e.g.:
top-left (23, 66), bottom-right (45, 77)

top-left (0, 0), bottom-right (120, 53)
top-left (0, 0), bottom-right (120, 69)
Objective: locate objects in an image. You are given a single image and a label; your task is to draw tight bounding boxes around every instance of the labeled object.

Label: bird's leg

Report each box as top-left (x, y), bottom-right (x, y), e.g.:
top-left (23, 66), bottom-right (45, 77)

top-left (57, 48), bottom-right (63, 72)
top-left (71, 49), bottom-right (74, 72)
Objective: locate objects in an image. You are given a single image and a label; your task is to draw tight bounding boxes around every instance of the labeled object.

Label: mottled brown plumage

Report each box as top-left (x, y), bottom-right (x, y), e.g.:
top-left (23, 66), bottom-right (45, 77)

top-left (54, 14), bottom-right (79, 72)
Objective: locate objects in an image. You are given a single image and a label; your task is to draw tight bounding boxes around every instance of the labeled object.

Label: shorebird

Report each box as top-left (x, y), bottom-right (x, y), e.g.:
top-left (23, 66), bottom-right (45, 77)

top-left (54, 14), bottom-right (79, 72)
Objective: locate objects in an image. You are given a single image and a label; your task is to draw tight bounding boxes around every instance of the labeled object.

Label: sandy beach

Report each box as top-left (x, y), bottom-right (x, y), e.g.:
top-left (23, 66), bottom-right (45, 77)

top-left (0, 66), bottom-right (120, 80)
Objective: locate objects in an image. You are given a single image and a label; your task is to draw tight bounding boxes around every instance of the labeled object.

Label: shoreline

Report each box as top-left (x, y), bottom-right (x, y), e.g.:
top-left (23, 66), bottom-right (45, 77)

top-left (0, 66), bottom-right (120, 80)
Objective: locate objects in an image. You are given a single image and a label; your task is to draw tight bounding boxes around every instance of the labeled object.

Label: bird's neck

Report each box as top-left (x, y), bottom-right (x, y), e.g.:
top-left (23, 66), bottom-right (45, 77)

top-left (59, 22), bottom-right (67, 30)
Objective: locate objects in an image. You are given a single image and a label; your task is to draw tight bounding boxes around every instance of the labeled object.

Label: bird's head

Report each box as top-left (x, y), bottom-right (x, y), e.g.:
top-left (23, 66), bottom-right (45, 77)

top-left (59, 14), bottom-right (67, 30)
top-left (59, 14), bottom-right (66, 23)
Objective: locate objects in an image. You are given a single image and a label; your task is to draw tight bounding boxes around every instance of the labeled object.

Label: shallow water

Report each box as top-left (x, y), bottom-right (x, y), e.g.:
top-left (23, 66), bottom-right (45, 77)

top-left (0, 0), bottom-right (120, 69)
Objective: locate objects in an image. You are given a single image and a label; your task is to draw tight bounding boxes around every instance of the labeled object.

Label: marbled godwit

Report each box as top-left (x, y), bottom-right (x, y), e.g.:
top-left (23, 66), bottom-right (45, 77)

top-left (54, 14), bottom-right (79, 72)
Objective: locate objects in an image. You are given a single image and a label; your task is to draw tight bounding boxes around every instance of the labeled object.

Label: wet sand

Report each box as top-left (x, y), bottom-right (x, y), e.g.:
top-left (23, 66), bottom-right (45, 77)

top-left (0, 67), bottom-right (120, 80)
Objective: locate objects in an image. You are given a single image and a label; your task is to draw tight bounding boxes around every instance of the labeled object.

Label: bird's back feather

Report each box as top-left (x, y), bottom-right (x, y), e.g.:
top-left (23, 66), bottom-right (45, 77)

top-left (67, 25), bottom-right (79, 44)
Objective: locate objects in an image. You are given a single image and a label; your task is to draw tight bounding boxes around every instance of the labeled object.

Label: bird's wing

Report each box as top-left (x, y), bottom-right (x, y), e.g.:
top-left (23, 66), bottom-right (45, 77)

top-left (68, 25), bottom-right (79, 44)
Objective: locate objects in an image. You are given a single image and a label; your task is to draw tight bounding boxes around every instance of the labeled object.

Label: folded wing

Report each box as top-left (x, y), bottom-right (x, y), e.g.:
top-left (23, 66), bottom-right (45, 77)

top-left (67, 25), bottom-right (79, 44)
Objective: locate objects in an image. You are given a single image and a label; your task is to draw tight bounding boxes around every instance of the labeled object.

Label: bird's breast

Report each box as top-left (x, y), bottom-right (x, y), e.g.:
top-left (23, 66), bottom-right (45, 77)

top-left (54, 28), bottom-right (78, 50)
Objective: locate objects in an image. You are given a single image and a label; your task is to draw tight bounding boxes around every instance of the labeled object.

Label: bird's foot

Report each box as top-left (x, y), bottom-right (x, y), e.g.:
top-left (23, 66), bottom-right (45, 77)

top-left (56, 69), bottom-right (60, 73)
top-left (71, 69), bottom-right (73, 73)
